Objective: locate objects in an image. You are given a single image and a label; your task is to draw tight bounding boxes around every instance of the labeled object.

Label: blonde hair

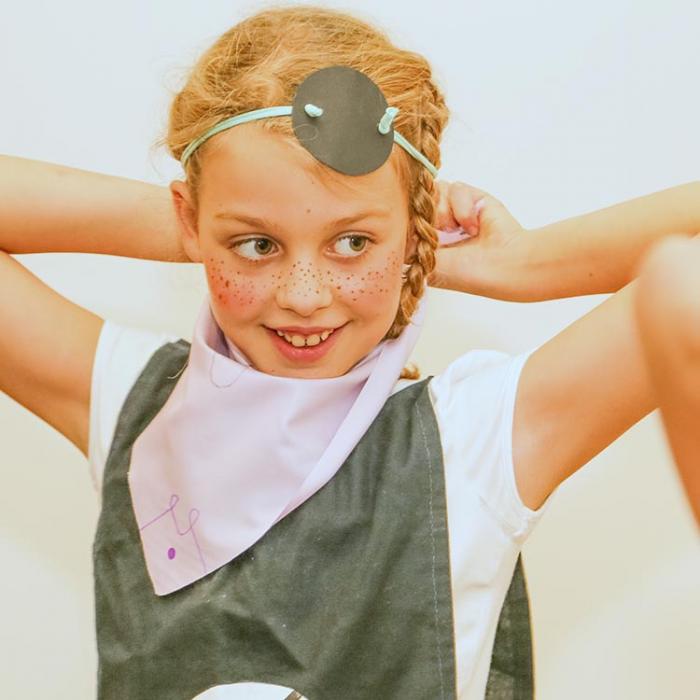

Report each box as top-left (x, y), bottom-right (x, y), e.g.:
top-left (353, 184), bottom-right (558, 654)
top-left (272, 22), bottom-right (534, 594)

top-left (163, 5), bottom-right (449, 379)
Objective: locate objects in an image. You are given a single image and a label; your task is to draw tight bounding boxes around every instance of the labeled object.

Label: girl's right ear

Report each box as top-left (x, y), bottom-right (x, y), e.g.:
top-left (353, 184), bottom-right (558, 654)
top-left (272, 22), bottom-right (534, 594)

top-left (169, 180), bottom-right (203, 263)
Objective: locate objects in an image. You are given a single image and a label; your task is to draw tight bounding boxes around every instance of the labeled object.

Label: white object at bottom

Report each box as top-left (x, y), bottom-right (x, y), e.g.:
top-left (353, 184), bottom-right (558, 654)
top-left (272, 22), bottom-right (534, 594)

top-left (192, 682), bottom-right (309, 700)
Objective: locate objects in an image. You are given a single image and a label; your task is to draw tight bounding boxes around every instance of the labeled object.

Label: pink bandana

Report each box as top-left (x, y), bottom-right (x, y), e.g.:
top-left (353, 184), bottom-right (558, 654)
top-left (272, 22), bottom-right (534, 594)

top-left (127, 293), bottom-right (427, 595)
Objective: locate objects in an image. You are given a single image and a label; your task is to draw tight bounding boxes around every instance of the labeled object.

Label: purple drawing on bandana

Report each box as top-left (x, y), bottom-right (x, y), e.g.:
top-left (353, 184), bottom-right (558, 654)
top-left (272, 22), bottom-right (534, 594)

top-left (139, 494), bottom-right (207, 575)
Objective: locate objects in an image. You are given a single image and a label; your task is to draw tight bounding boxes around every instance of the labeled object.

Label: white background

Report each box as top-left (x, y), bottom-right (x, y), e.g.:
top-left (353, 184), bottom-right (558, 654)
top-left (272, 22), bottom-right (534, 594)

top-left (1, 0), bottom-right (699, 698)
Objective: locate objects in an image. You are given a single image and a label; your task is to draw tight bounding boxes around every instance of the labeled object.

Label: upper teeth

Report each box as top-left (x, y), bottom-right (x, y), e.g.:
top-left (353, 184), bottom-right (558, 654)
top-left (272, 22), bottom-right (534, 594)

top-left (276, 329), bottom-right (334, 347)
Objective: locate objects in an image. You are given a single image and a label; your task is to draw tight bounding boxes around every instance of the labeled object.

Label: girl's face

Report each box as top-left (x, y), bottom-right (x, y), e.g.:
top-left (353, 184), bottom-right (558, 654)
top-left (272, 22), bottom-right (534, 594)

top-left (172, 124), bottom-right (414, 379)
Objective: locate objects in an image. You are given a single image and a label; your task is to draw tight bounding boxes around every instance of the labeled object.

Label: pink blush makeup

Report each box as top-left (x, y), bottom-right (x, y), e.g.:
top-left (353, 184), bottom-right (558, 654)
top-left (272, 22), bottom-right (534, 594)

top-left (206, 245), bottom-right (404, 331)
top-left (206, 257), bottom-right (273, 311)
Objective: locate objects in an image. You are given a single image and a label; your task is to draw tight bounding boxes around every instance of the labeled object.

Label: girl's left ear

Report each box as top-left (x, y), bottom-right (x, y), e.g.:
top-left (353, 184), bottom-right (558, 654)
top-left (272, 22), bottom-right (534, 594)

top-left (170, 180), bottom-right (202, 263)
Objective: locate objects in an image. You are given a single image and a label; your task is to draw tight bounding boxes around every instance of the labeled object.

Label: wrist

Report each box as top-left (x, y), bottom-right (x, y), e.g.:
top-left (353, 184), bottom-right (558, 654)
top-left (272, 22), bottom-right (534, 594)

top-left (470, 227), bottom-right (581, 303)
top-left (492, 229), bottom-right (550, 302)
top-left (435, 229), bottom-right (538, 302)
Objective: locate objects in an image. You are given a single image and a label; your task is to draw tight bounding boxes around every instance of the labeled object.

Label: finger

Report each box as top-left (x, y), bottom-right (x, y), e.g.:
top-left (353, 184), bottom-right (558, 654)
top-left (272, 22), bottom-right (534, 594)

top-left (472, 197), bottom-right (487, 230)
top-left (433, 181), bottom-right (456, 231)
top-left (447, 182), bottom-right (482, 234)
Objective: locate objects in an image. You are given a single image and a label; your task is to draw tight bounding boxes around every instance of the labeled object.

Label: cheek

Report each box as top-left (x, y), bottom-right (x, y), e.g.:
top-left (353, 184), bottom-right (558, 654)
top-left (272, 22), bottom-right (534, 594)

top-left (323, 251), bottom-right (403, 313)
top-left (205, 256), bottom-right (274, 316)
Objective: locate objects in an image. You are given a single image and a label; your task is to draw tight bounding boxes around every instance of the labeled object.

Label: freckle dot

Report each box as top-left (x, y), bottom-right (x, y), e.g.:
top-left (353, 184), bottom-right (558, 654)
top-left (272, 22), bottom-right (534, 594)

top-left (167, 547), bottom-right (176, 560)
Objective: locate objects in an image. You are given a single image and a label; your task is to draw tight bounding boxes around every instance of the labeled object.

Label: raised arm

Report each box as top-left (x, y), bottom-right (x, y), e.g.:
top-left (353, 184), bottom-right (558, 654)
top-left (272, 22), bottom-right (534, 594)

top-left (430, 180), bottom-right (700, 301)
top-left (0, 156), bottom-right (186, 458)
top-left (430, 180), bottom-right (700, 514)
top-left (0, 155), bottom-right (188, 261)
top-left (510, 187), bottom-right (700, 511)
top-left (515, 180), bottom-right (700, 299)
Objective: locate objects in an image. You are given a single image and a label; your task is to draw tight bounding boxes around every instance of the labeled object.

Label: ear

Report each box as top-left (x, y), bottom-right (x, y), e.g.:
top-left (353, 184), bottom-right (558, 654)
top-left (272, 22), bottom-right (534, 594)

top-left (170, 180), bottom-right (202, 263)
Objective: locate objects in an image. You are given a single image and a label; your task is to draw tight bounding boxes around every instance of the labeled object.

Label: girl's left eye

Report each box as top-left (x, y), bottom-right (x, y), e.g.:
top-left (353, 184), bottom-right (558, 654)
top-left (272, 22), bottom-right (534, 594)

top-left (230, 234), bottom-right (370, 261)
top-left (333, 234), bottom-right (370, 257)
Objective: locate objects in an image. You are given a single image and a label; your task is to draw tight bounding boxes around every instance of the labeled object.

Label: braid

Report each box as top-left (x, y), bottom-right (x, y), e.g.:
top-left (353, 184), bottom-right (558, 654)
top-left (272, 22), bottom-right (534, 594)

top-left (386, 169), bottom-right (438, 341)
top-left (384, 87), bottom-right (446, 378)
top-left (390, 173), bottom-right (438, 380)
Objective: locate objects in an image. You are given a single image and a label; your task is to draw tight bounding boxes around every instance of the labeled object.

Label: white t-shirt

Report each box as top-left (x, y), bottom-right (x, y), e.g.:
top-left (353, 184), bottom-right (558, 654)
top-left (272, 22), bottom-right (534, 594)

top-left (88, 320), bottom-right (556, 700)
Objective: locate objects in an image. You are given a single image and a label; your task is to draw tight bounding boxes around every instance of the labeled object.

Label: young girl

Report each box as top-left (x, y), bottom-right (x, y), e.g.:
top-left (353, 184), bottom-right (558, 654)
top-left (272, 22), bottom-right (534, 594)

top-left (1, 5), bottom-right (698, 700)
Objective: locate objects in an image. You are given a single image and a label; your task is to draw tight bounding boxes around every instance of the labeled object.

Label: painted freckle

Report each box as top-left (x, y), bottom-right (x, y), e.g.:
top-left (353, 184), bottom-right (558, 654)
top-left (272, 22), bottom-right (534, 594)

top-left (167, 547), bottom-right (176, 560)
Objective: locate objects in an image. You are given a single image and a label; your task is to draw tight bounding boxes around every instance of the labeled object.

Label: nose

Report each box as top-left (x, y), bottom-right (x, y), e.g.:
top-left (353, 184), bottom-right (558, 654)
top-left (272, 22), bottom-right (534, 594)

top-left (274, 260), bottom-right (333, 317)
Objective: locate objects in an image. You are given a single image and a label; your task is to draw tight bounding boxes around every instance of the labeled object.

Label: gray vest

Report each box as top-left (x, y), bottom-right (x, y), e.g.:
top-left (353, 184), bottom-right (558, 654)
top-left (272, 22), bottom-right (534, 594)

top-left (93, 339), bottom-right (533, 699)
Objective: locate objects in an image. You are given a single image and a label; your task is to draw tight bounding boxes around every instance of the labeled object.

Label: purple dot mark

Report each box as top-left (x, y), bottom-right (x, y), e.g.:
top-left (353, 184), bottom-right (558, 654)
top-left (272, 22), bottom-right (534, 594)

top-left (167, 547), bottom-right (176, 560)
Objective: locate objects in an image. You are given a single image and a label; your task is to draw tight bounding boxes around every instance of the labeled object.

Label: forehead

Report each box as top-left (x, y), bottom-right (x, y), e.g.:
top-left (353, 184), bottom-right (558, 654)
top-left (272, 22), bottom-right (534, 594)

top-left (197, 123), bottom-right (409, 215)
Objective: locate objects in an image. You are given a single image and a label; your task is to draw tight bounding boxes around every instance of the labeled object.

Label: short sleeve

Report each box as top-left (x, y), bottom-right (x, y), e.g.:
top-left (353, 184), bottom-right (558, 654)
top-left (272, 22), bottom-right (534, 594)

top-left (88, 320), bottom-right (180, 496)
top-left (429, 346), bottom-right (558, 543)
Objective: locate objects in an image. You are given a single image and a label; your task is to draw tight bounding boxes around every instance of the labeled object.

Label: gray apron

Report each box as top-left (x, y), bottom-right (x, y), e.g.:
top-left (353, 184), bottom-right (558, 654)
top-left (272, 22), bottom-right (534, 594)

top-left (93, 339), bottom-right (533, 699)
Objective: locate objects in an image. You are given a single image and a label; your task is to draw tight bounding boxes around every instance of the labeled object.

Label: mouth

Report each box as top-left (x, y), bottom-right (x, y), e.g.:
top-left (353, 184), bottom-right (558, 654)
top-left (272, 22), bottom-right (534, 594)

top-left (263, 323), bottom-right (347, 363)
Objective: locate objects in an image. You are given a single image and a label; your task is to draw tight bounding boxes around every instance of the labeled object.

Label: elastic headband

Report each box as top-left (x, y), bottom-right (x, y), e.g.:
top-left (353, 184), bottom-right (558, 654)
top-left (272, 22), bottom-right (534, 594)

top-left (180, 66), bottom-right (439, 179)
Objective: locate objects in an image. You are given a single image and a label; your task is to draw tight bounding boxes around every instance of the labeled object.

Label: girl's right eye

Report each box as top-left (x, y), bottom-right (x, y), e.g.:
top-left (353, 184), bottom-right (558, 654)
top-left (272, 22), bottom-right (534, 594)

top-left (230, 237), bottom-right (278, 262)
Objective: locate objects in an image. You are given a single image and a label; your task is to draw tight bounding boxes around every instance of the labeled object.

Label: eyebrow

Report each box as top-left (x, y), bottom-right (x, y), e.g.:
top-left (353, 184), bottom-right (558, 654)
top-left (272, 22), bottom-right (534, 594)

top-left (213, 209), bottom-right (391, 231)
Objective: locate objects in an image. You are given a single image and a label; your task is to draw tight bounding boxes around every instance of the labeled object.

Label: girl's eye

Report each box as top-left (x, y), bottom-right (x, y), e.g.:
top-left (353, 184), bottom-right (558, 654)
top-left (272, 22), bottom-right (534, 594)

top-left (231, 237), bottom-right (278, 261)
top-left (333, 234), bottom-right (370, 257)
top-left (230, 234), bottom-right (370, 262)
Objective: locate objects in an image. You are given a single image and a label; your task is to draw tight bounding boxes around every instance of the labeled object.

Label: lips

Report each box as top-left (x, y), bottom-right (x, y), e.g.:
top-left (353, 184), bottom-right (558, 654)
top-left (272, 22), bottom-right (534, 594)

top-left (273, 326), bottom-right (338, 335)
top-left (274, 328), bottom-right (335, 347)
top-left (264, 323), bottom-right (346, 363)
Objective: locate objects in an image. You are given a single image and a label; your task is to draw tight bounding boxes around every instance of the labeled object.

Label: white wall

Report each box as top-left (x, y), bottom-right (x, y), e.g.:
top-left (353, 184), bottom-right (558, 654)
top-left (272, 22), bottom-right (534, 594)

top-left (1, 1), bottom-right (698, 697)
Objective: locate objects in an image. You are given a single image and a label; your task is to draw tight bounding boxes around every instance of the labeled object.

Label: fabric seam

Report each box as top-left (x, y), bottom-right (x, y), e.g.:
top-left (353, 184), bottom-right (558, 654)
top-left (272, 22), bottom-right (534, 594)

top-left (415, 395), bottom-right (447, 700)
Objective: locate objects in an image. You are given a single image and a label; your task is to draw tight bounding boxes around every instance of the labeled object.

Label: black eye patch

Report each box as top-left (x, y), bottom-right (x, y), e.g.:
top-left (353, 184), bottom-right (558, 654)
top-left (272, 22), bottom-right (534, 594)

top-left (291, 66), bottom-right (395, 176)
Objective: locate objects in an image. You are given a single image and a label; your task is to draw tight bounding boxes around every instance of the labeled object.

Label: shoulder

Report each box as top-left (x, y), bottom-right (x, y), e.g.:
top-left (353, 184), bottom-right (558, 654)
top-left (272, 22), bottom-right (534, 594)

top-left (428, 347), bottom-right (554, 542)
top-left (88, 319), bottom-right (181, 495)
top-left (431, 348), bottom-right (524, 389)
top-left (428, 347), bottom-right (532, 418)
